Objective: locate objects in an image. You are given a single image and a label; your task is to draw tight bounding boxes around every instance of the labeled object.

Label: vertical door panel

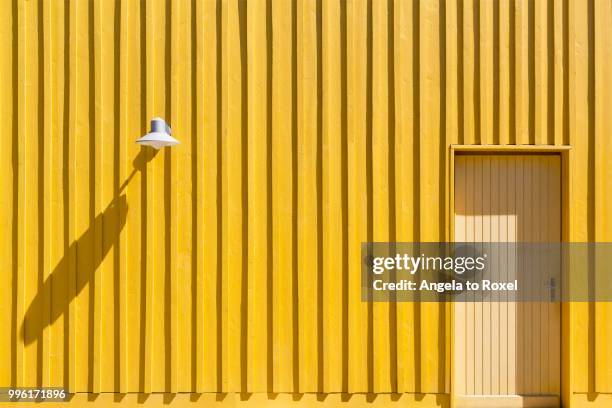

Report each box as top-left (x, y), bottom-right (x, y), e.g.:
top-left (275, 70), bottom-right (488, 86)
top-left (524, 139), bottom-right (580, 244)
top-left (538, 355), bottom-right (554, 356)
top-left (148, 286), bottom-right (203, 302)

top-left (454, 155), bottom-right (561, 407)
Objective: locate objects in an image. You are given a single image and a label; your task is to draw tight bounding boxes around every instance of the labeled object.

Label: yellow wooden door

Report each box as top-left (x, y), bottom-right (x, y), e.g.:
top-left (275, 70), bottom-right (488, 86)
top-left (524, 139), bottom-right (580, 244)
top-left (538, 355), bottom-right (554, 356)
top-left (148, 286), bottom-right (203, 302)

top-left (453, 155), bottom-right (561, 408)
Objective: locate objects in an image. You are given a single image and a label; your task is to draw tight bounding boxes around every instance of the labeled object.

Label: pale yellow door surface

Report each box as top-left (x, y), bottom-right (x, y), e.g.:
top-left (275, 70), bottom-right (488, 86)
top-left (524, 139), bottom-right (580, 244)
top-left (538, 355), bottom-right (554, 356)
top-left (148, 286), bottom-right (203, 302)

top-left (453, 155), bottom-right (561, 408)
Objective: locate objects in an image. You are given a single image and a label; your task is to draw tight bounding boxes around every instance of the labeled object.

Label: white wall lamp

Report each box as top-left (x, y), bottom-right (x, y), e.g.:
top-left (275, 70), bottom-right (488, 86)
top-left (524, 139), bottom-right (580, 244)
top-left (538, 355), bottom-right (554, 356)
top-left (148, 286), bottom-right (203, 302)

top-left (136, 117), bottom-right (180, 149)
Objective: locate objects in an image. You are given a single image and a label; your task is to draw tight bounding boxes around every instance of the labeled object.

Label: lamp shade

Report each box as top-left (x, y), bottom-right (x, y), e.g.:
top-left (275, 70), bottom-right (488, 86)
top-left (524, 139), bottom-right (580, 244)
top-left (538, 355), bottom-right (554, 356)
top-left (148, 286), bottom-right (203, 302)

top-left (136, 118), bottom-right (180, 149)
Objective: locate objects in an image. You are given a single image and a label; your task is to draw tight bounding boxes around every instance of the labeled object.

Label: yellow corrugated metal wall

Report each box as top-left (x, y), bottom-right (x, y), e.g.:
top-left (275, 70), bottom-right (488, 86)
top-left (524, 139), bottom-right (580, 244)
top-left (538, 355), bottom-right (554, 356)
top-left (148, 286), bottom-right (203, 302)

top-left (0, 0), bottom-right (611, 404)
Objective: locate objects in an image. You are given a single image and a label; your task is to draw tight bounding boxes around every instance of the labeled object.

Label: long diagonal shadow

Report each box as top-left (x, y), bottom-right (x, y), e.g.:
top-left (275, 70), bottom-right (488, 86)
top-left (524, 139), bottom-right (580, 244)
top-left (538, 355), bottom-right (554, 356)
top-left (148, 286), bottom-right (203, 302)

top-left (21, 149), bottom-right (157, 345)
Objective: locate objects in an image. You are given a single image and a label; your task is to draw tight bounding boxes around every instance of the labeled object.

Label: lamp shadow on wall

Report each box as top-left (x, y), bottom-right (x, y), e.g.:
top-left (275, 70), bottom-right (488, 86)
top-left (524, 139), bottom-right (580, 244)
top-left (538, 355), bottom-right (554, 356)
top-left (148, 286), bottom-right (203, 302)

top-left (21, 148), bottom-right (157, 345)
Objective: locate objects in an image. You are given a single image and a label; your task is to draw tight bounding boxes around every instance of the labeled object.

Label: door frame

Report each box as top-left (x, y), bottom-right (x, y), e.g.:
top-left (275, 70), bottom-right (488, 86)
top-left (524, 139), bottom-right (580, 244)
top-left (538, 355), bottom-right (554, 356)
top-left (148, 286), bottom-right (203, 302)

top-left (448, 145), bottom-right (571, 408)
